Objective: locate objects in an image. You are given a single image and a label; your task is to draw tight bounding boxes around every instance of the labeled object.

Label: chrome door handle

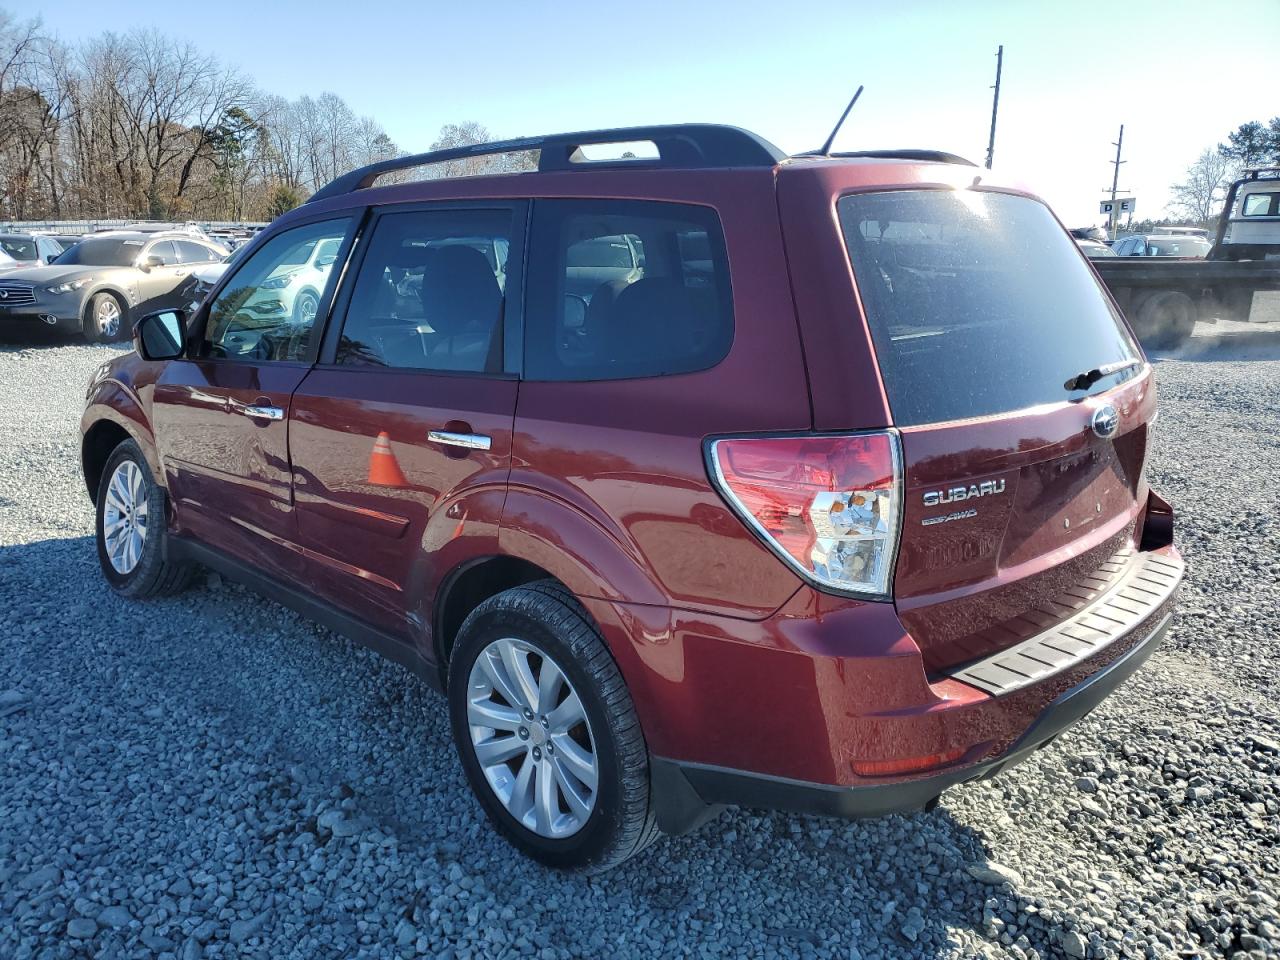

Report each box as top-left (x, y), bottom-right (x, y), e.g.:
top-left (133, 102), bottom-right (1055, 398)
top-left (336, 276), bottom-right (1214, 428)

top-left (242, 404), bottom-right (284, 421)
top-left (428, 430), bottom-right (491, 451)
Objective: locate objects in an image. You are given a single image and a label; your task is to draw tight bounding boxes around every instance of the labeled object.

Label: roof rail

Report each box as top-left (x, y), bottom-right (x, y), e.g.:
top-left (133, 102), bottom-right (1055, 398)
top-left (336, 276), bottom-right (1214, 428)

top-left (308, 124), bottom-right (786, 203)
top-left (826, 149), bottom-right (977, 166)
top-left (1242, 167), bottom-right (1280, 180)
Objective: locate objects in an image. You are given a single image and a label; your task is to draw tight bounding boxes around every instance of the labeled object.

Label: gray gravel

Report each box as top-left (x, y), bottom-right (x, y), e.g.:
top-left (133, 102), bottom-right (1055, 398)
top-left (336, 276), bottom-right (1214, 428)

top-left (2, 322), bottom-right (1279, 960)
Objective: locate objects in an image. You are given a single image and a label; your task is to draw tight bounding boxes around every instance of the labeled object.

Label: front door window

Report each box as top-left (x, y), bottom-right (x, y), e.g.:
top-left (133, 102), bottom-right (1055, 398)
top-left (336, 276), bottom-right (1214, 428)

top-left (202, 218), bottom-right (351, 362)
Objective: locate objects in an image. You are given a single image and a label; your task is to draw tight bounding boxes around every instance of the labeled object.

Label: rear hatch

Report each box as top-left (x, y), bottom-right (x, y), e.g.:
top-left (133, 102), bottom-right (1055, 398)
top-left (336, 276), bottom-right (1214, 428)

top-left (833, 185), bottom-right (1153, 673)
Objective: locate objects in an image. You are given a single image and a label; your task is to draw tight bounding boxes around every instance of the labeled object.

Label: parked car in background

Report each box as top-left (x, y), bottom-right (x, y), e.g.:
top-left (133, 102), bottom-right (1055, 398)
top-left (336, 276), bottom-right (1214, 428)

top-left (209, 232), bottom-right (341, 331)
top-left (82, 124), bottom-right (1182, 872)
top-left (0, 232), bottom-right (64, 267)
top-left (1112, 234), bottom-right (1211, 259)
top-left (0, 246), bottom-right (21, 275)
top-left (1151, 226), bottom-right (1210, 238)
top-left (0, 230), bottom-right (225, 341)
top-left (1076, 238), bottom-right (1117, 259)
top-left (46, 234), bottom-right (86, 252)
top-left (1069, 226), bottom-right (1109, 243)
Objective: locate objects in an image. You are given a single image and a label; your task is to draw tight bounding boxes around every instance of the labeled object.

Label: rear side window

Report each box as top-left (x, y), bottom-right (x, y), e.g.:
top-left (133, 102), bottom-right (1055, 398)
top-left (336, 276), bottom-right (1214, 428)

top-left (838, 189), bottom-right (1139, 426)
top-left (176, 240), bottom-right (218, 263)
top-left (524, 199), bottom-right (732, 381)
top-left (336, 209), bottom-right (511, 373)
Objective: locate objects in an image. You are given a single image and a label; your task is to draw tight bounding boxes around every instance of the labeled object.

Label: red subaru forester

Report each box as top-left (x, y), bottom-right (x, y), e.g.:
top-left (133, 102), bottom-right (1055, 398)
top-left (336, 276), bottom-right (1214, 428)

top-left (80, 125), bottom-right (1182, 871)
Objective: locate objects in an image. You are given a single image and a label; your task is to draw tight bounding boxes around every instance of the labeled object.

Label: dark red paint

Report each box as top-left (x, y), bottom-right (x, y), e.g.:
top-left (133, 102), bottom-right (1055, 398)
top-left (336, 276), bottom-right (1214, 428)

top-left (81, 156), bottom-right (1178, 792)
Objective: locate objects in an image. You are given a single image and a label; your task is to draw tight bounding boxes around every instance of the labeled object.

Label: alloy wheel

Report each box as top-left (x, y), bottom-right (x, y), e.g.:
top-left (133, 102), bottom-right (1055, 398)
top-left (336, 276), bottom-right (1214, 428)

top-left (102, 460), bottom-right (148, 574)
top-left (97, 297), bottom-right (121, 338)
top-left (466, 637), bottom-right (598, 839)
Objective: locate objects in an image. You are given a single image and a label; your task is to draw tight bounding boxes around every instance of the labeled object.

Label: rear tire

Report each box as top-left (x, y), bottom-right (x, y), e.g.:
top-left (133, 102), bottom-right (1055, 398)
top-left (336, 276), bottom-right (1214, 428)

top-left (1136, 290), bottom-right (1196, 350)
top-left (84, 292), bottom-right (128, 343)
top-left (447, 580), bottom-right (659, 872)
top-left (95, 439), bottom-right (196, 598)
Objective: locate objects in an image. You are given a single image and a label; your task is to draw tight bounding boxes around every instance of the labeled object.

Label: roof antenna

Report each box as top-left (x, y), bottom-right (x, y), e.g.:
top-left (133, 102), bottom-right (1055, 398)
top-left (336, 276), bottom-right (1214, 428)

top-left (815, 86), bottom-right (864, 156)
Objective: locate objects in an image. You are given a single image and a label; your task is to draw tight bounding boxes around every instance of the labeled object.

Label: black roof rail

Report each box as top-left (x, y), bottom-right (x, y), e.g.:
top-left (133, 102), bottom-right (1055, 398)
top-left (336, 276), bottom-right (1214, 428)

top-left (308, 124), bottom-right (786, 203)
top-left (824, 149), bottom-right (977, 166)
top-left (1242, 167), bottom-right (1280, 180)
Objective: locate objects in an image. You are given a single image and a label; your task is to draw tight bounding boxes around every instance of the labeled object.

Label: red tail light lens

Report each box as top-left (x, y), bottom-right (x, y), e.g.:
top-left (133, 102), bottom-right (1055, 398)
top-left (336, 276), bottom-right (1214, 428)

top-left (708, 432), bottom-right (902, 598)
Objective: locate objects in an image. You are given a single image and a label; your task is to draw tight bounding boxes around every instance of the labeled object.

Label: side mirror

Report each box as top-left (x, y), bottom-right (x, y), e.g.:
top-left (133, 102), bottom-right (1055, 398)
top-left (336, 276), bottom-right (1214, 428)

top-left (134, 309), bottom-right (187, 361)
top-left (316, 255), bottom-right (337, 268)
top-left (138, 254), bottom-right (164, 272)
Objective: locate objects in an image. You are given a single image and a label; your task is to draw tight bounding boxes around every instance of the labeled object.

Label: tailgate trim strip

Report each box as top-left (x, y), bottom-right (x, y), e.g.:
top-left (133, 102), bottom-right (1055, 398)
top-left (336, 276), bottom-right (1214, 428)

top-left (945, 549), bottom-right (1184, 696)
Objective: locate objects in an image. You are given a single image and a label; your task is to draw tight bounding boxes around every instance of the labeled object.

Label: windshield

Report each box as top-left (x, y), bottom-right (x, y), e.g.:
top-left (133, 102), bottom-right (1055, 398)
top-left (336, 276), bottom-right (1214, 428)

top-left (0, 238), bottom-right (38, 260)
top-left (52, 237), bottom-right (143, 267)
top-left (1145, 237), bottom-right (1210, 257)
top-left (838, 188), bottom-right (1140, 426)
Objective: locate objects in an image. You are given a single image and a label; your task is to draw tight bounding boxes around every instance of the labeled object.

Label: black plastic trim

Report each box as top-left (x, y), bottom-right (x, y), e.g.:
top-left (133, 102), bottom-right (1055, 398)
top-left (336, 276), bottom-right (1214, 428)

top-left (167, 537), bottom-right (442, 692)
top-left (308, 124), bottom-right (786, 201)
top-left (945, 548), bottom-right (1183, 696)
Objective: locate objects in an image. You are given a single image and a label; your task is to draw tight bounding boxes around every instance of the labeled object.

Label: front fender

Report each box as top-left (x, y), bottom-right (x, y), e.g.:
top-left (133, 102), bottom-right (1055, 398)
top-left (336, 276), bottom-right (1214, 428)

top-left (81, 379), bottom-right (162, 493)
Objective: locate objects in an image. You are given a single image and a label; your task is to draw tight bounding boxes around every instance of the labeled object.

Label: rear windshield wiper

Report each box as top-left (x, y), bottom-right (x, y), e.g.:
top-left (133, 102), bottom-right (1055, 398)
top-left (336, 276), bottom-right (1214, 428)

top-left (1064, 358), bottom-right (1141, 392)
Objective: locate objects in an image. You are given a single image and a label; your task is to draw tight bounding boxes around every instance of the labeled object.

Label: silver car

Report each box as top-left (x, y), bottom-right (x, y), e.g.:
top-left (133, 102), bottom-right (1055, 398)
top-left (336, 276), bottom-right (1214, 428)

top-left (0, 231), bottom-right (225, 342)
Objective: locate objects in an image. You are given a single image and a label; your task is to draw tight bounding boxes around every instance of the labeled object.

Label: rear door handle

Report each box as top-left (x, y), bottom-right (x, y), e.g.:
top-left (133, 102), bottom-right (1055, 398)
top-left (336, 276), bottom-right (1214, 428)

top-left (241, 404), bottom-right (284, 421)
top-left (428, 430), bottom-right (491, 451)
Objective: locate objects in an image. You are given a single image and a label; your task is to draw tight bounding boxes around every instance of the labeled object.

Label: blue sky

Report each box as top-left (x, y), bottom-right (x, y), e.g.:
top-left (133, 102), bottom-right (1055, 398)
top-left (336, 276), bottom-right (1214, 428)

top-left (38, 0), bottom-right (1280, 225)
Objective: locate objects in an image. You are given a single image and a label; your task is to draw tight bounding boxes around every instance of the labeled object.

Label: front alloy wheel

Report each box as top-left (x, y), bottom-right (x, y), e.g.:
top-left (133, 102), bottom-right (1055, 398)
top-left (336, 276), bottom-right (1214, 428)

top-left (101, 459), bottom-right (148, 574)
top-left (94, 439), bottom-right (195, 598)
top-left (467, 637), bottom-right (598, 839)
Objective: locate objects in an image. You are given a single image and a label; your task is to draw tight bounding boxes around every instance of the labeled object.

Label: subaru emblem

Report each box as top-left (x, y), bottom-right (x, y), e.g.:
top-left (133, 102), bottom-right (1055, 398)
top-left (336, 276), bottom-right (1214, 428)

top-left (1091, 404), bottom-right (1119, 439)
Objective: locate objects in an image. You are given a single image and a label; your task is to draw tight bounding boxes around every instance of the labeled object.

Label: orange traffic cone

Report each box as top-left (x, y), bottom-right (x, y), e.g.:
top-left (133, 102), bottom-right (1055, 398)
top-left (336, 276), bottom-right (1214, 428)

top-left (367, 431), bottom-right (408, 487)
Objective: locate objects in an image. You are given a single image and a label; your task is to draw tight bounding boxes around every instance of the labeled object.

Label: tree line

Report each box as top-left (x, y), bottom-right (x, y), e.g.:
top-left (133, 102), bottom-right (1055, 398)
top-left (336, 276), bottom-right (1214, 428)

top-left (0, 12), bottom-right (525, 223)
top-left (1169, 117), bottom-right (1280, 224)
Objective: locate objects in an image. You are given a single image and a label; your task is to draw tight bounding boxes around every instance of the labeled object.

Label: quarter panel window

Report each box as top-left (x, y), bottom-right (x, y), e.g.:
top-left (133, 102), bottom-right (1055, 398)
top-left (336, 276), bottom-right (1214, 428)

top-left (176, 240), bottom-right (218, 263)
top-left (336, 209), bottom-right (511, 373)
top-left (524, 199), bottom-right (734, 381)
top-left (201, 218), bottom-right (351, 362)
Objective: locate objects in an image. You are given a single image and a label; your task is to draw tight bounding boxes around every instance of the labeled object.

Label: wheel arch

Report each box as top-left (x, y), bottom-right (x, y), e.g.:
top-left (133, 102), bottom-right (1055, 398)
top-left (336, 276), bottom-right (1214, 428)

top-left (433, 555), bottom-right (555, 666)
top-left (81, 400), bottom-right (161, 505)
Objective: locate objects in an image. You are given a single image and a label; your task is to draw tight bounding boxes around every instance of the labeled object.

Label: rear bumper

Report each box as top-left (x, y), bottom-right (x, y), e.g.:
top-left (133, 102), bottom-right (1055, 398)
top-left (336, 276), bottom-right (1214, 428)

top-left (640, 539), bottom-right (1182, 835)
top-left (652, 607), bottom-right (1172, 833)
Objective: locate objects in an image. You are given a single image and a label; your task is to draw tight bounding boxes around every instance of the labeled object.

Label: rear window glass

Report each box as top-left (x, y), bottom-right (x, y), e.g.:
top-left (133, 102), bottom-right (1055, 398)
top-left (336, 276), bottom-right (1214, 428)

top-left (524, 200), bottom-right (732, 381)
top-left (1242, 193), bottom-right (1278, 217)
top-left (838, 189), bottom-right (1139, 426)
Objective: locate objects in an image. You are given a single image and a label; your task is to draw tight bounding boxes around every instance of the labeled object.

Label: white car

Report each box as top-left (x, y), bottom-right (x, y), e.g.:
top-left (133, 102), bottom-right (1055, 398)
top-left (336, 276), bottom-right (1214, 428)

top-left (191, 235), bottom-right (341, 325)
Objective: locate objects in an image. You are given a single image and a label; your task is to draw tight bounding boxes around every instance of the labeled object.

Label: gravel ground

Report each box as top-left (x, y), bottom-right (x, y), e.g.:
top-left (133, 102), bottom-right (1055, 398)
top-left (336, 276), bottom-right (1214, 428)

top-left (2, 321), bottom-right (1279, 960)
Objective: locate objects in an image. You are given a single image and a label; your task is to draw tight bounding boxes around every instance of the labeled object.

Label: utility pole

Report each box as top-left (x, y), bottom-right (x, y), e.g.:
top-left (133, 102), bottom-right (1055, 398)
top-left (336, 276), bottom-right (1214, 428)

top-left (985, 45), bottom-right (1003, 170)
top-left (1107, 124), bottom-right (1126, 240)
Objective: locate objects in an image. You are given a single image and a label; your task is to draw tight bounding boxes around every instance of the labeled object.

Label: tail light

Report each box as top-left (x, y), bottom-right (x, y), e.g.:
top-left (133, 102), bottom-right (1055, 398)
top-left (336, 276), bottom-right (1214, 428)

top-left (707, 431), bottom-right (903, 599)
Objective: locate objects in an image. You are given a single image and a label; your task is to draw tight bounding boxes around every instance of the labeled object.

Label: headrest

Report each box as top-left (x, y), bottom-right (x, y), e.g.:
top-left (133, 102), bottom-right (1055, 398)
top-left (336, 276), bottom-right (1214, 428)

top-left (419, 246), bottom-right (501, 336)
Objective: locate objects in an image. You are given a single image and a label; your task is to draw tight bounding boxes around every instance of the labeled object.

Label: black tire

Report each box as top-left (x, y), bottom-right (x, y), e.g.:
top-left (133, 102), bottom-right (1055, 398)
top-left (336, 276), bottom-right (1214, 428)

top-left (95, 439), bottom-right (196, 598)
top-left (83, 291), bottom-right (128, 343)
top-left (1136, 290), bottom-right (1196, 350)
top-left (447, 580), bottom-right (659, 872)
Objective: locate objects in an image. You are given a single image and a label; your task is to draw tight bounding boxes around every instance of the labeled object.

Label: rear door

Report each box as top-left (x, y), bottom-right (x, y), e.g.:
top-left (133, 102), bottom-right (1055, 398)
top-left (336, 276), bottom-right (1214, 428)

top-left (152, 216), bottom-right (356, 579)
top-left (816, 183), bottom-right (1153, 672)
top-left (287, 202), bottom-right (524, 635)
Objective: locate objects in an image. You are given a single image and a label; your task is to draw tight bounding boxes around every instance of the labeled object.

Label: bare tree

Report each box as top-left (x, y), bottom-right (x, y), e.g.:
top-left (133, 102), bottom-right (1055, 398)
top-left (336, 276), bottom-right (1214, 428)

top-left (1169, 149), bottom-right (1236, 223)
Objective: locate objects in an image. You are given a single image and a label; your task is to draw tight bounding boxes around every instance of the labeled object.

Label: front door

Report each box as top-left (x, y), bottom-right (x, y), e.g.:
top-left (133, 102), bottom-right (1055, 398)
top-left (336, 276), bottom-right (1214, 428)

top-left (152, 216), bottom-right (356, 579)
top-left (287, 203), bottom-right (524, 637)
